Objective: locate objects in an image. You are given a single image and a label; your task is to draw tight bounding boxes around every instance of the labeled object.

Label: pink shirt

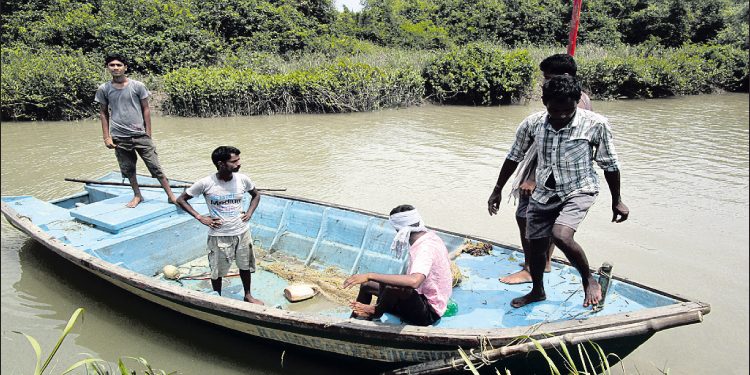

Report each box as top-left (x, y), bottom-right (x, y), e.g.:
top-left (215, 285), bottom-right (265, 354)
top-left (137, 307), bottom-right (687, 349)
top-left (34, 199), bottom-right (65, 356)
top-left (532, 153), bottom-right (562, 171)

top-left (408, 231), bottom-right (453, 316)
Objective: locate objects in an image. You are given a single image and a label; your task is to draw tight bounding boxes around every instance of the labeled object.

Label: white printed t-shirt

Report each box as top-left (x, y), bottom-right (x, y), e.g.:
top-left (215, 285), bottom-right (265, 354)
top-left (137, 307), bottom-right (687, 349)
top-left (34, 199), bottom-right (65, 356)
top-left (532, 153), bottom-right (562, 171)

top-left (407, 231), bottom-right (453, 316)
top-left (186, 173), bottom-right (255, 237)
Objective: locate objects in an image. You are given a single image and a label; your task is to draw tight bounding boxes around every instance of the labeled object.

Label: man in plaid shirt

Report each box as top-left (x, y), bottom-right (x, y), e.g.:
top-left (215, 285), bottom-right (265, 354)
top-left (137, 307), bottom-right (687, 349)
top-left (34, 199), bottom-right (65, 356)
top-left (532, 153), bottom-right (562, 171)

top-left (487, 75), bottom-right (629, 309)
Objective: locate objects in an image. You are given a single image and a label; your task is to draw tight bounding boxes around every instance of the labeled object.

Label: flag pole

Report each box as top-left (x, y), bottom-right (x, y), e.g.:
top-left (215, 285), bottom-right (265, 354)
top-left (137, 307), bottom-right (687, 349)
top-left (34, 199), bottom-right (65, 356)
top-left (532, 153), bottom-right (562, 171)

top-left (567, 0), bottom-right (583, 56)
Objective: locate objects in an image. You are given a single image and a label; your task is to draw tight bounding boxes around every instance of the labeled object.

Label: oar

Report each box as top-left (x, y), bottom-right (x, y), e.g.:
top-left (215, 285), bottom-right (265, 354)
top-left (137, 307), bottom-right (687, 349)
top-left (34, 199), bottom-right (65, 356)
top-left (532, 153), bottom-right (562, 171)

top-left (64, 177), bottom-right (286, 192)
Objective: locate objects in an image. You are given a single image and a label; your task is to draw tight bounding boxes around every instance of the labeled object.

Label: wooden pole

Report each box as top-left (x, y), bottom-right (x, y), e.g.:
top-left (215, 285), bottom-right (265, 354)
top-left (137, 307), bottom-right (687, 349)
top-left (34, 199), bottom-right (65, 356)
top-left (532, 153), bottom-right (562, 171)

top-left (567, 0), bottom-right (583, 56)
top-left (64, 178), bottom-right (286, 192)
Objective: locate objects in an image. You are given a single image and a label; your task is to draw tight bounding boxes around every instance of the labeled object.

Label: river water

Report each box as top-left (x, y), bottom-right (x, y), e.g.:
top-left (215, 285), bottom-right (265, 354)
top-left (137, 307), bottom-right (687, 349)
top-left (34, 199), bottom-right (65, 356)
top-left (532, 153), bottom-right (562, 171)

top-left (2, 93), bottom-right (748, 374)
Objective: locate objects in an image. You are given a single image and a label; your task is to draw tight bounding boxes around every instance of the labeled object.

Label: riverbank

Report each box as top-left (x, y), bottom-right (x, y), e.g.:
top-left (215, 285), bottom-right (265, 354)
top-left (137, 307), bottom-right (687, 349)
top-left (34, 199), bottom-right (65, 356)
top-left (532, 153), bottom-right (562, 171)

top-left (2, 43), bottom-right (747, 121)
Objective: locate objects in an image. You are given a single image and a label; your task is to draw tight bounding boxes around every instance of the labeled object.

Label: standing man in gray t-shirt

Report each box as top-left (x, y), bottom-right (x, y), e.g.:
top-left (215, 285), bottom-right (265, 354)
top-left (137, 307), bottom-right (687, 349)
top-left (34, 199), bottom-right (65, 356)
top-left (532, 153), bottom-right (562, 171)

top-left (176, 146), bottom-right (264, 305)
top-left (95, 53), bottom-right (176, 207)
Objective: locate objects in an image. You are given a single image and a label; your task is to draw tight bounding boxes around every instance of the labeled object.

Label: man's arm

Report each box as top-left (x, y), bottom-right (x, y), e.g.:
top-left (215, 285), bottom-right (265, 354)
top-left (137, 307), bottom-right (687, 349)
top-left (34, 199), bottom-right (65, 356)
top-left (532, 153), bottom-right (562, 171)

top-left (176, 192), bottom-right (221, 228)
top-left (487, 159), bottom-right (520, 215)
top-left (603, 170), bottom-right (629, 223)
top-left (99, 104), bottom-right (115, 149)
top-left (140, 98), bottom-right (152, 137)
top-left (241, 188), bottom-right (261, 222)
top-left (343, 272), bottom-right (426, 290)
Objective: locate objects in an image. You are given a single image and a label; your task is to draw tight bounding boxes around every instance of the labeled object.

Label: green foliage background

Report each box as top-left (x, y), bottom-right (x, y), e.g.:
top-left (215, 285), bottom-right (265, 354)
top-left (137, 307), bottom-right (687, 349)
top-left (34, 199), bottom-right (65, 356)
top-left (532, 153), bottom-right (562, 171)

top-left (1, 0), bottom-right (748, 120)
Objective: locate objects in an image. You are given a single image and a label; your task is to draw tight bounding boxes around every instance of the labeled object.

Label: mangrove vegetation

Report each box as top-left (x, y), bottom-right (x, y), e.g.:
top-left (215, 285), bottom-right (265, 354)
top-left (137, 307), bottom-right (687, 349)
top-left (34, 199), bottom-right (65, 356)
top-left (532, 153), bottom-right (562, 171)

top-left (1, 0), bottom-right (748, 120)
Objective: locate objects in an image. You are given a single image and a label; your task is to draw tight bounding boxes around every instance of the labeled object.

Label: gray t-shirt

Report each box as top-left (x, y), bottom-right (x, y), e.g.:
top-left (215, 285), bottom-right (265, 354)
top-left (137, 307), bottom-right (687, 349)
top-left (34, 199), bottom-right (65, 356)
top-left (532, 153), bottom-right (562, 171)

top-left (94, 79), bottom-right (149, 138)
top-left (186, 173), bottom-right (256, 237)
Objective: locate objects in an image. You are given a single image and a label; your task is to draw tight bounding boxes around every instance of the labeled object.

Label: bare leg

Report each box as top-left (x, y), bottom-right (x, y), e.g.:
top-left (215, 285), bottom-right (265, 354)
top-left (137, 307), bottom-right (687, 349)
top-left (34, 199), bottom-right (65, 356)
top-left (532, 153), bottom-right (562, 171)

top-left (211, 277), bottom-right (222, 295)
top-left (240, 269), bottom-right (264, 305)
top-left (501, 217), bottom-right (553, 284)
top-left (544, 242), bottom-right (554, 272)
top-left (350, 281), bottom-right (380, 318)
top-left (511, 237), bottom-right (549, 308)
top-left (125, 174), bottom-right (144, 208)
top-left (551, 224), bottom-right (601, 307)
top-left (501, 216), bottom-right (534, 284)
top-left (158, 176), bottom-right (177, 204)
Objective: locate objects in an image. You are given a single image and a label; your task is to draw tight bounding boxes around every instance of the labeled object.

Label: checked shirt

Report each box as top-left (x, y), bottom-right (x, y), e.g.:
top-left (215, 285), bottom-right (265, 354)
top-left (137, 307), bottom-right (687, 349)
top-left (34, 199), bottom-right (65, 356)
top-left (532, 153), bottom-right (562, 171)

top-left (506, 109), bottom-right (620, 204)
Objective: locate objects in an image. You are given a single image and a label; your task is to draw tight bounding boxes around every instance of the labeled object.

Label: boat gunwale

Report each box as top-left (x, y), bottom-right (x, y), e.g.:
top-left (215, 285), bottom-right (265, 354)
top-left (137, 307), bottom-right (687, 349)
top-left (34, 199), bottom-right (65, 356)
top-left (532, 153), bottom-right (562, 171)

top-left (1, 188), bottom-right (710, 351)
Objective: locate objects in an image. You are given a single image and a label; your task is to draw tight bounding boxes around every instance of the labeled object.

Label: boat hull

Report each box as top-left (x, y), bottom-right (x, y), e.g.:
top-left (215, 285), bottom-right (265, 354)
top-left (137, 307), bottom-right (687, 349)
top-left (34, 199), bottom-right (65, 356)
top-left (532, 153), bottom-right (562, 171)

top-left (1, 174), bottom-right (710, 372)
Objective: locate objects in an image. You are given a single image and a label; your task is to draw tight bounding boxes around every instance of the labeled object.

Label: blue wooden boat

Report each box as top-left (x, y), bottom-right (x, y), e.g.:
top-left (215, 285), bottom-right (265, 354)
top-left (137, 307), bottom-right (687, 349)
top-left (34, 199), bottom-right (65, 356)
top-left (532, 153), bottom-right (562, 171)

top-left (1, 172), bottom-right (709, 374)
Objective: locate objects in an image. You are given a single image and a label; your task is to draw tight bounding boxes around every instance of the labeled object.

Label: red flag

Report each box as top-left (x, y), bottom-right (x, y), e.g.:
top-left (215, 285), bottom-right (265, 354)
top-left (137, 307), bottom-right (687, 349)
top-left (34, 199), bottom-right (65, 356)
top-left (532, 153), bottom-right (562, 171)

top-left (567, 0), bottom-right (583, 56)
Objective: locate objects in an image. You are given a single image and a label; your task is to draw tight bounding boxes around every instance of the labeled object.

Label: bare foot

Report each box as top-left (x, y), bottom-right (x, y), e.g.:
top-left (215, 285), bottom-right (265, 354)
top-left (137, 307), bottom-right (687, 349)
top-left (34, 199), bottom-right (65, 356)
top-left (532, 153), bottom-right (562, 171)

top-left (583, 279), bottom-right (602, 308)
top-left (350, 301), bottom-right (376, 319)
top-left (167, 194), bottom-right (178, 205)
top-left (126, 196), bottom-right (143, 208)
top-left (244, 294), bottom-right (265, 305)
top-left (518, 263), bottom-right (552, 273)
top-left (511, 291), bottom-right (546, 308)
top-left (499, 269), bottom-right (532, 284)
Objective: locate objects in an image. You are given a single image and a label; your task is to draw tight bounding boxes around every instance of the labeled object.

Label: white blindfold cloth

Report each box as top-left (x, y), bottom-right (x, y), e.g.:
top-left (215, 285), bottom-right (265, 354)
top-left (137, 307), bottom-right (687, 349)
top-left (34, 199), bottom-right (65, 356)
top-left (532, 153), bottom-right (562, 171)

top-left (389, 209), bottom-right (427, 258)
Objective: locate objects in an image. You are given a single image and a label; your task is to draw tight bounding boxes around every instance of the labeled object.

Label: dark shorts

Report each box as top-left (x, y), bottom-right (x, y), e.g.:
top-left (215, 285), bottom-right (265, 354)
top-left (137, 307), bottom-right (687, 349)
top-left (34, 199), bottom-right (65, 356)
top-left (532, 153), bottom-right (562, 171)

top-left (526, 192), bottom-right (597, 239)
top-left (112, 135), bottom-right (165, 179)
top-left (388, 289), bottom-right (441, 326)
top-left (515, 195), bottom-right (530, 218)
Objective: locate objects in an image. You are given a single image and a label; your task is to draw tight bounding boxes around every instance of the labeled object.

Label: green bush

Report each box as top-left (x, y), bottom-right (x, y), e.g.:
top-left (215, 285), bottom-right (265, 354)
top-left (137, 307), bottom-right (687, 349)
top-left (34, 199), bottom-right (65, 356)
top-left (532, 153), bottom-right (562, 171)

top-left (1, 47), bottom-right (101, 121)
top-left (162, 59), bottom-right (424, 117)
top-left (578, 44), bottom-right (749, 98)
top-left (687, 44), bottom-right (749, 92)
top-left (300, 35), bottom-right (378, 58)
top-left (423, 44), bottom-right (536, 105)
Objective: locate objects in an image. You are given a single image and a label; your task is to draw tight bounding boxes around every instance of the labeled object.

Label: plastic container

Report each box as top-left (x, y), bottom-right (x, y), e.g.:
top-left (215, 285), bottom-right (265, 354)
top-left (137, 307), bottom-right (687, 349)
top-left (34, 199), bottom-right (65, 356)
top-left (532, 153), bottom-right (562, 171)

top-left (443, 299), bottom-right (459, 317)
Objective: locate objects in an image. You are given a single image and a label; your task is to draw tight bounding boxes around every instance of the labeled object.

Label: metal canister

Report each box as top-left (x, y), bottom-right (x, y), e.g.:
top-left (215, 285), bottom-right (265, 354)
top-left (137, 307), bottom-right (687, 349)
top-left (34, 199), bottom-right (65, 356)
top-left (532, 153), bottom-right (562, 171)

top-left (593, 262), bottom-right (613, 312)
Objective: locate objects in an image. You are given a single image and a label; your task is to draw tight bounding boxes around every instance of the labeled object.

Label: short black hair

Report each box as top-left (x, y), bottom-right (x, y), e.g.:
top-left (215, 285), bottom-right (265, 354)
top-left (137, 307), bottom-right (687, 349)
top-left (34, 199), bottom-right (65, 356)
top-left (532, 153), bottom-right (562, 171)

top-left (211, 146), bottom-right (241, 169)
top-left (539, 53), bottom-right (577, 76)
top-left (105, 53), bottom-right (128, 66)
top-left (390, 204), bottom-right (415, 216)
top-left (542, 75), bottom-right (582, 103)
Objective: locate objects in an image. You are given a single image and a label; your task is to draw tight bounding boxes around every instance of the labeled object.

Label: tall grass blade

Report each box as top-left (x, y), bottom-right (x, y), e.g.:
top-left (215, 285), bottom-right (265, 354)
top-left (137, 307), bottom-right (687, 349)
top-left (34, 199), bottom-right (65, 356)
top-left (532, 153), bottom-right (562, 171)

top-left (61, 358), bottom-right (109, 374)
top-left (457, 347), bottom-right (480, 375)
top-left (13, 331), bottom-right (43, 375)
top-left (556, 337), bottom-right (578, 374)
top-left (118, 357), bottom-right (133, 374)
top-left (591, 341), bottom-right (611, 374)
top-left (524, 336), bottom-right (561, 375)
top-left (581, 342), bottom-right (598, 374)
top-left (40, 307), bottom-right (85, 373)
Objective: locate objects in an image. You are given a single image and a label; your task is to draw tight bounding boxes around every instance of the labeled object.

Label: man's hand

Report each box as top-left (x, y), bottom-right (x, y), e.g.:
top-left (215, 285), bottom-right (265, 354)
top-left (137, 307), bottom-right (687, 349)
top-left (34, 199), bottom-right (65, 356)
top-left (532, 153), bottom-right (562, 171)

top-left (612, 201), bottom-right (629, 223)
top-left (342, 273), bottom-right (369, 289)
top-left (519, 180), bottom-right (536, 197)
top-left (488, 189), bottom-right (502, 216)
top-left (241, 211), bottom-right (252, 222)
top-left (198, 215), bottom-right (223, 229)
top-left (103, 137), bottom-right (116, 149)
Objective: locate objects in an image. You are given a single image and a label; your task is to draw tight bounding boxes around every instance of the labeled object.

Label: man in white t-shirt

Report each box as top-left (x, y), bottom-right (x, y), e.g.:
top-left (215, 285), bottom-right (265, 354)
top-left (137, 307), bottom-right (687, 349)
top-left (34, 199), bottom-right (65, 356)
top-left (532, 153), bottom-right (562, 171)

top-left (176, 146), bottom-right (264, 305)
top-left (342, 205), bottom-right (452, 326)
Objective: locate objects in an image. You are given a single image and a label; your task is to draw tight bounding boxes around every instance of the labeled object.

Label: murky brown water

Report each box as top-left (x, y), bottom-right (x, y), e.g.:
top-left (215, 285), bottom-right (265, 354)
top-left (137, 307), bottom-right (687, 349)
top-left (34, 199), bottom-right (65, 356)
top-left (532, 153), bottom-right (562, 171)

top-left (2, 93), bottom-right (748, 374)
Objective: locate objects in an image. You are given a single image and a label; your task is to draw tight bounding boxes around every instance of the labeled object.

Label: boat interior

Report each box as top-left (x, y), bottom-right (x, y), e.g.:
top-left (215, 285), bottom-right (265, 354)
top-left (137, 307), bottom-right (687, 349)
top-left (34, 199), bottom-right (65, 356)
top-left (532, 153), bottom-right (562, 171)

top-left (2, 172), bottom-right (681, 329)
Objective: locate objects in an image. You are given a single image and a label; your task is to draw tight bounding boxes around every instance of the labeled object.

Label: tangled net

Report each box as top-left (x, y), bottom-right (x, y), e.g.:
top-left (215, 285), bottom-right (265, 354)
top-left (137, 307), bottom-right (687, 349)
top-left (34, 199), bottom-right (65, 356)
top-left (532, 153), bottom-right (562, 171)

top-left (255, 248), bottom-right (358, 306)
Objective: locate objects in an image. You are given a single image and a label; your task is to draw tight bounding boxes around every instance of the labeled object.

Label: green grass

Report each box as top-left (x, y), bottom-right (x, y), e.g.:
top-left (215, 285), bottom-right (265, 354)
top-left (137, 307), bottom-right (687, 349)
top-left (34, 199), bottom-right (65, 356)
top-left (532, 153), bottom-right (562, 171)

top-left (13, 307), bottom-right (175, 375)
top-left (458, 335), bottom-right (631, 375)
